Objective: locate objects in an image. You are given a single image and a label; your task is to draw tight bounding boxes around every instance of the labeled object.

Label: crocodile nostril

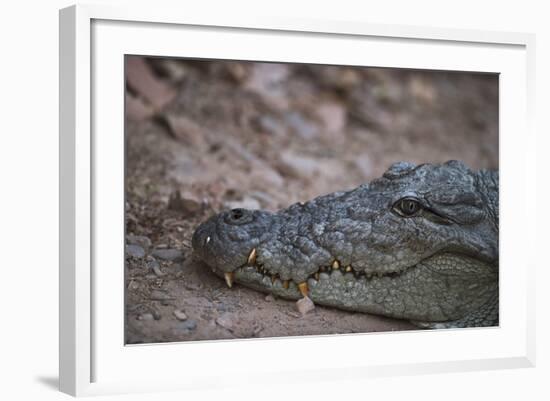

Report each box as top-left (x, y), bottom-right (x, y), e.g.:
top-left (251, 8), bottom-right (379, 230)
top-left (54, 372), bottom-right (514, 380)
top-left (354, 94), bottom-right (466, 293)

top-left (223, 208), bottom-right (253, 225)
top-left (231, 208), bottom-right (244, 220)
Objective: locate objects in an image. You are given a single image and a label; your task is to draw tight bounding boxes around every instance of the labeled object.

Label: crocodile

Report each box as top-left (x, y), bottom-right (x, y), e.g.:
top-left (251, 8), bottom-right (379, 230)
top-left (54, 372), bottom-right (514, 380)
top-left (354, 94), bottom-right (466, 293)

top-left (192, 161), bottom-right (499, 329)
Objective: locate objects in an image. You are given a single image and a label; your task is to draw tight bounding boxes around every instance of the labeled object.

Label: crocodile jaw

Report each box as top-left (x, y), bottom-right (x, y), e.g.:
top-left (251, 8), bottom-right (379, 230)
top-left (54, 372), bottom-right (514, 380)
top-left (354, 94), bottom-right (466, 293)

top-left (206, 251), bottom-right (497, 323)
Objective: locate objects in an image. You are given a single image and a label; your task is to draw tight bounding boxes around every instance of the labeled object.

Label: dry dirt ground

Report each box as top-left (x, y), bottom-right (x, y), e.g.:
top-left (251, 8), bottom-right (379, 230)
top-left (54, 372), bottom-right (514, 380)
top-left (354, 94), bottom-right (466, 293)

top-left (124, 56), bottom-right (498, 344)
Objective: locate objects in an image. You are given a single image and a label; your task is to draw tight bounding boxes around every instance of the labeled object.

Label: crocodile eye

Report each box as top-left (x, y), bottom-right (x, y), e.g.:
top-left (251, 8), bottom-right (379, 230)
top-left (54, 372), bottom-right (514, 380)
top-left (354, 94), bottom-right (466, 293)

top-left (394, 198), bottom-right (422, 216)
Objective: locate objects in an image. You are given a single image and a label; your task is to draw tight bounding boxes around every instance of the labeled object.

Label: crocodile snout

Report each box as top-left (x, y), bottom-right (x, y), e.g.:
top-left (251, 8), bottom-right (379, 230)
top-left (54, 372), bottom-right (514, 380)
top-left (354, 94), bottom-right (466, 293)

top-left (192, 208), bottom-right (277, 275)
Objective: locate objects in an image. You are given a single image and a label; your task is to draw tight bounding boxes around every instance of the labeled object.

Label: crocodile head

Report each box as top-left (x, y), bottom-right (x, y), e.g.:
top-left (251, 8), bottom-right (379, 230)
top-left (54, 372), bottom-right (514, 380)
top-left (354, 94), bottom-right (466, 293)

top-left (192, 161), bottom-right (499, 328)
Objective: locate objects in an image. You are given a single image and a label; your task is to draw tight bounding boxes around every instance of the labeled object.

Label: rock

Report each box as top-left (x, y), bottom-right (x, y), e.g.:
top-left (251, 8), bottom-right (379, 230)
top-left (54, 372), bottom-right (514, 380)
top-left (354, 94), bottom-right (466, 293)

top-left (325, 67), bottom-right (361, 91)
top-left (215, 303), bottom-right (229, 312)
top-left (224, 196), bottom-right (261, 211)
top-left (167, 190), bottom-right (202, 215)
top-left (249, 191), bottom-right (276, 207)
top-left (316, 101), bottom-right (347, 133)
top-left (127, 234), bottom-right (152, 250)
top-left (409, 76), bottom-right (437, 105)
top-left (126, 244), bottom-right (145, 259)
top-left (152, 309), bottom-right (162, 321)
top-left (225, 62), bottom-right (249, 83)
top-left (254, 115), bottom-right (285, 137)
top-left (163, 114), bottom-right (206, 147)
top-left (137, 313), bottom-right (154, 321)
top-left (253, 324), bottom-right (264, 336)
top-left (152, 59), bottom-right (189, 83)
top-left (150, 290), bottom-right (175, 301)
top-left (244, 63), bottom-right (290, 109)
top-left (146, 256), bottom-right (159, 268)
top-left (296, 296), bottom-right (315, 316)
top-left (152, 248), bottom-right (183, 262)
top-left (284, 111), bottom-right (319, 140)
top-left (340, 69), bottom-right (362, 88)
top-left (127, 280), bottom-right (140, 291)
top-left (173, 309), bottom-right (188, 321)
top-left (152, 265), bottom-right (165, 277)
top-left (125, 56), bottom-right (176, 110)
top-left (215, 313), bottom-right (234, 330)
top-left (126, 93), bottom-right (154, 121)
top-left (146, 256), bottom-right (165, 277)
top-left (250, 164), bottom-right (285, 189)
top-left (277, 150), bottom-right (322, 179)
top-left (183, 281), bottom-right (202, 291)
top-left (177, 319), bottom-right (197, 331)
top-left (353, 156), bottom-right (375, 179)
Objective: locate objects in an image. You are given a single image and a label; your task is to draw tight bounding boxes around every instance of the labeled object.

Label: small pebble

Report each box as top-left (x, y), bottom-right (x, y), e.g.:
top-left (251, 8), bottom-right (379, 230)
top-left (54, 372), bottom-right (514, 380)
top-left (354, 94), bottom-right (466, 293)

top-left (264, 294), bottom-right (275, 302)
top-left (173, 309), bottom-right (188, 321)
top-left (152, 248), bottom-right (183, 261)
top-left (127, 280), bottom-right (140, 291)
top-left (253, 324), bottom-right (264, 335)
top-left (183, 281), bottom-right (202, 291)
top-left (137, 313), bottom-right (154, 321)
top-left (215, 303), bottom-right (229, 312)
top-left (126, 234), bottom-right (152, 250)
top-left (146, 257), bottom-right (165, 277)
top-left (150, 290), bottom-right (175, 301)
top-left (168, 190), bottom-right (202, 214)
top-left (178, 319), bottom-right (197, 331)
top-left (284, 111), bottom-right (319, 140)
top-left (216, 313), bottom-right (234, 330)
top-left (224, 197), bottom-right (261, 211)
top-left (296, 296), bottom-right (315, 316)
top-left (126, 244), bottom-right (145, 259)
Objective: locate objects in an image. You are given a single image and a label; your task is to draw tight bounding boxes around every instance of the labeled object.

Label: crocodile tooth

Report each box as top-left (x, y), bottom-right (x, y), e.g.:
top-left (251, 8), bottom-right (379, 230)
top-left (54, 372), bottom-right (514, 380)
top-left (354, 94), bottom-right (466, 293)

top-left (314, 272), bottom-right (320, 281)
top-left (282, 280), bottom-right (290, 289)
top-left (298, 282), bottom-right (309, 297)
top-left (224, 272), bottom-right (234, 288)
top-left (247, 248), bottom-right (257, 265)
top-left (345, 265), bottom-right (352, 272)
top-left (205, 236), bottom-right (211, 244)
top-left (332, 260), bottom-right (340, 270)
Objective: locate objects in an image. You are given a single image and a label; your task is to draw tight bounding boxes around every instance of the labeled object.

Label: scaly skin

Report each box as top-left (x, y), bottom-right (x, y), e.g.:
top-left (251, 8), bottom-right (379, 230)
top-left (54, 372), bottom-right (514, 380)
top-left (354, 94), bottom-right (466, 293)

top-left (192, 161), bottom-right (499, 328)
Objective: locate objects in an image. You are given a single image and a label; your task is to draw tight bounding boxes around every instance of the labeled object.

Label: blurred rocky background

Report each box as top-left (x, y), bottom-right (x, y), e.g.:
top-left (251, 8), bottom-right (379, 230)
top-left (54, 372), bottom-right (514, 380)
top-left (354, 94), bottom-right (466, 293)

top-left (124, 56), bottom-right (498, 343)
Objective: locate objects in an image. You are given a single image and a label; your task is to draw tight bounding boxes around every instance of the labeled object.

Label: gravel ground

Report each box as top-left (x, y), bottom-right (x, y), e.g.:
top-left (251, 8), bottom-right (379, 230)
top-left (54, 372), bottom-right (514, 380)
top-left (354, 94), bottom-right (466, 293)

top-left (124, 56), bottom-right (498, 344)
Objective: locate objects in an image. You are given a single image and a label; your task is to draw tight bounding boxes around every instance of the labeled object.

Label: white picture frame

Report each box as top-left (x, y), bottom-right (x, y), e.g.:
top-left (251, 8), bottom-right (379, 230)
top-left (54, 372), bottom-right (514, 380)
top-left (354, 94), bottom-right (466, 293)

top-left (59, 3), bottom-right (536, 397)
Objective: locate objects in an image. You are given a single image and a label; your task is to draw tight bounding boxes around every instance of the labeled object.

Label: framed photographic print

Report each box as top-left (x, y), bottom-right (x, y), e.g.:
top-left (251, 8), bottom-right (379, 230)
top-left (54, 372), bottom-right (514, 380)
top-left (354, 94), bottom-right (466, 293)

top-left (59, 4), bottom-right (536, 396)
